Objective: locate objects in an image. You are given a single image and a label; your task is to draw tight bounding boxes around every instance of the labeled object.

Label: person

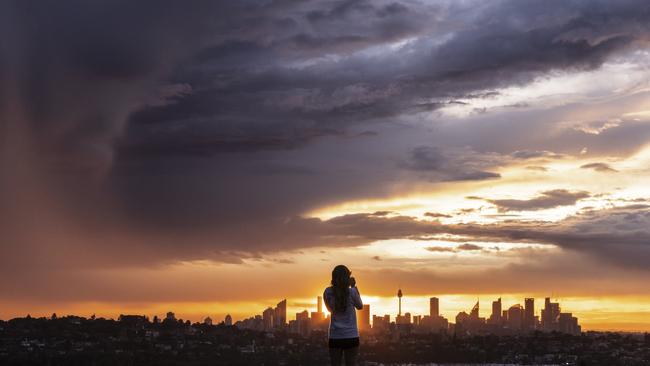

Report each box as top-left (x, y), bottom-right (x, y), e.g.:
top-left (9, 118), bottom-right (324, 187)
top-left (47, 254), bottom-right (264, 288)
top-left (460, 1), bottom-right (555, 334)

top-left (323, 265), bottom-right (363, 366)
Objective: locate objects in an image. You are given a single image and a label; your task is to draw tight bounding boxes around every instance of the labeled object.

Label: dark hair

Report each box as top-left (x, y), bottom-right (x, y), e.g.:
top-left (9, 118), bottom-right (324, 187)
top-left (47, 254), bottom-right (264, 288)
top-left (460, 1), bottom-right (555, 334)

top-left (331, 265), bottom-right (351, 313)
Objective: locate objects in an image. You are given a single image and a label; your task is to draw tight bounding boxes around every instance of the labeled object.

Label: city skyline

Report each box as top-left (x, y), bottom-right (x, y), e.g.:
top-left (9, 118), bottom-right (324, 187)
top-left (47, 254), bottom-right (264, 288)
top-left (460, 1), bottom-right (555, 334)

top-left (1, 291), bottom-right (646, 333)
top-left (235, 291), bottom-right (582, 335)
top-left (2, 0), bottom-right (650, 335)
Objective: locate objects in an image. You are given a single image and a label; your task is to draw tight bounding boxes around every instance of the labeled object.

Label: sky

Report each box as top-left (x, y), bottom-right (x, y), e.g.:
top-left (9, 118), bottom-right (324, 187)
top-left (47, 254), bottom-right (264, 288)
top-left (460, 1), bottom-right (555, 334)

top-left (1, 0), bottom-right (650, 332)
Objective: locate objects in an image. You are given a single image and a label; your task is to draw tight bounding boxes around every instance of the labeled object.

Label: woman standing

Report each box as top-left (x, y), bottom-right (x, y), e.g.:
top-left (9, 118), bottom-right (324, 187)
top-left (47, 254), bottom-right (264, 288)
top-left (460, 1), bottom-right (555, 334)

top-left (323, 265), bottom-right (363, 366)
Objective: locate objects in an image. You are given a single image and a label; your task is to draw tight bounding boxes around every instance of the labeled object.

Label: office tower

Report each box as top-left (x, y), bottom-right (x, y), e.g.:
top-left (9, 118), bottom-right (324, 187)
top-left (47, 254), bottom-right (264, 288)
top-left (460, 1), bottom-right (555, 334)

top-left (507, 304), bottom-right (523, 330)
top-left (204, 317), bottom-right (212, 326)
top-left (165, 312), bottom-right (176, 321)
top-left (558, 313), bottom-right (580, 335)
top-left (397, 288), bottom-right (403, 316)
top-left (224, 314), bottom-right (233, 326)
top-left (317, 296), bottom-right (323, 314)
top-left (413, 315), bottom-right (421, 326)
top-left (263, 307), bottom-right (274, 331)
top-left (296, 310), bottom-right (309, 321)
top-left (358, 304), bottom-right (370, 331)
top-left (524, 298), bottom-right (535, 330)
top-left (541, 297), bottom-right (560, 331)
top-left (491, 298), bottom-right (502, 324)
top-left (372, 314), bottom-right (390, 332)
top-left (274, 299), bottom-right (287, 328)
top-left (430, 297), bottom-right (439, 317)
top-left (470, 301), bottom-right (479, 319)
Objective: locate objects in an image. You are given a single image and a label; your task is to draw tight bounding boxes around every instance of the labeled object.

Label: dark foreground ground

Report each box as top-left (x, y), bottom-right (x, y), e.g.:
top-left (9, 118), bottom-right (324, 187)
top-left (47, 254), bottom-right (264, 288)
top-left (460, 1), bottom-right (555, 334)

top-left (1, 316), bottom-right (649, 365)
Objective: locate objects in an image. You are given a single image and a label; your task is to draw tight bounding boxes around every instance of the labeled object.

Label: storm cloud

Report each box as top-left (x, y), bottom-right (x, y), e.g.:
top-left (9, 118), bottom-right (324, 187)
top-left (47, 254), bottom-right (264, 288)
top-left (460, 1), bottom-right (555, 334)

top-left (483, 189), bottom-right (591, 212)
top-left (2, 0), bottom-right (650, 308)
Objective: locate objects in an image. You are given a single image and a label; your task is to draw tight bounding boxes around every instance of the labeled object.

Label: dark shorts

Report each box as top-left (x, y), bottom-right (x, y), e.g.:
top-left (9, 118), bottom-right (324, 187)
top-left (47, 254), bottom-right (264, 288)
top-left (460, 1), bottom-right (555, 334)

top-left (328, 337), bottom-right (359, 349)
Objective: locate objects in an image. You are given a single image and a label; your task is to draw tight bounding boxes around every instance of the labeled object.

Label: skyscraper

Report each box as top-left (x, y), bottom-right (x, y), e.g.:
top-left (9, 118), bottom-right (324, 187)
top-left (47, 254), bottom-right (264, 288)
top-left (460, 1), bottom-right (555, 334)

top-left (311, 296), bottom-right (325, 328)
top-left (262, 307), bottom-right (274, 331)
top-left (358, 304), bottom-right (370, 331)
top-left (507, 304), bottom-right (523, 330)
top-left (490, 298), bottom-right (502, 324)
top-left (224, 314), bottom-right (233, 326)
top-left (524, 298), bottom-right (535, 330)
top-left (296, 310), bottom-right (309, 321)
top-left (274, 299), bottom-right (287, 328)
top-left (542, 297), bottom-right (560, 331)
top-left (470, 301), bottom-right (479, 319)
top-left (430, 297), bottom-right (439, 318)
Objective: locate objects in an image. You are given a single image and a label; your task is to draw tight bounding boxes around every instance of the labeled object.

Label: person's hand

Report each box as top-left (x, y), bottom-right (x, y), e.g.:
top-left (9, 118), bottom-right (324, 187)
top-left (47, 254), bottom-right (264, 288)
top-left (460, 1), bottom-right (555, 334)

top-left (350, 276), bottom-right (356, 287)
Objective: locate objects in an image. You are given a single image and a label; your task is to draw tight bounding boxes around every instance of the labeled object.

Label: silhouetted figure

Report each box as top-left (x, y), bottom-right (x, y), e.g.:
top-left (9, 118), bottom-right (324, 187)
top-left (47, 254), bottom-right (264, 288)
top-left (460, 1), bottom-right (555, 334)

top-left (323, 265), bottom-right (363, 366)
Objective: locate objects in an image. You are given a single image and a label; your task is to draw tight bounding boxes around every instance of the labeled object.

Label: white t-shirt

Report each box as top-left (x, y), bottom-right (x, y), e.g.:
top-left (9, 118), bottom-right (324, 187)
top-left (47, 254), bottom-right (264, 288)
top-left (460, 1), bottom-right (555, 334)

top-left (323, 286), bottom-right (363, 339)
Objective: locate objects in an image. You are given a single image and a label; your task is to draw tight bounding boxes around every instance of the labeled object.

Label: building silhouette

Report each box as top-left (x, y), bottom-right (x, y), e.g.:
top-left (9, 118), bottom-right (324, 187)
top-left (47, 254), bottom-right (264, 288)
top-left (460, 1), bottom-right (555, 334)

top-left (430, 297), bottom-right (439, 318)
top-left (262, 307), bottom-right (274, 331)
top-left (273, 299), bottom-right (287, 328)
top-left (524, 298), bottom-right (535, 331)
top-left (489, 298), bottom-right (502, 325)
top-left (507, 304), bottom-right (523, 330)
top-left (541, 297), bottom-right (561, 332)
top-left (234, 294), bottom-right (580, 338)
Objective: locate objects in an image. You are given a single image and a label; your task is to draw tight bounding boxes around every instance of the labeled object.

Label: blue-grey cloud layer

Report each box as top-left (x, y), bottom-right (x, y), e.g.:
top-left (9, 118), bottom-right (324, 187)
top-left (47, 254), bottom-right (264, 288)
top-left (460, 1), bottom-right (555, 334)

top-left (1, 0), bottom-right (650, 280)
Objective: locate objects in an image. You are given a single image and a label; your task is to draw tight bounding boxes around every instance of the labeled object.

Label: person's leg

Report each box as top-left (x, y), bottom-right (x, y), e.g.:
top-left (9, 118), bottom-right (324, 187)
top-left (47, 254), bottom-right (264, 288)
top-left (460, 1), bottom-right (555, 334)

top-left (343, 346), bottom-right (359, 366)
top-left (329, 347), bottom-right (343, 366)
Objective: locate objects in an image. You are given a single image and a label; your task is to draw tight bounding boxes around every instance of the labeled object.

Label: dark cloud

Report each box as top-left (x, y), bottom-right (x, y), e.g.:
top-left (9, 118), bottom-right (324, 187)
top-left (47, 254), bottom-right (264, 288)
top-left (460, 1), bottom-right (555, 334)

top-left (402, 146), bottom-right (501, 181)
top-left (426, 246), bottom-right (457, 253)
top-left (457, 243), bottom-right (483, 251)
top-left (525, 166), bottom-right (549, 172)
top-left (511, 150), bottom-right (563, 160)
top-left (426, 243), bottom-right (483, 253)
top-left (2, 0), bottom-right (650, 291)
top-left (580, 162), bottom-right (619, 172)
top-left (484, 189), bottom-right (590, 212)
top-left (424, 212), bottom-right (453, 219)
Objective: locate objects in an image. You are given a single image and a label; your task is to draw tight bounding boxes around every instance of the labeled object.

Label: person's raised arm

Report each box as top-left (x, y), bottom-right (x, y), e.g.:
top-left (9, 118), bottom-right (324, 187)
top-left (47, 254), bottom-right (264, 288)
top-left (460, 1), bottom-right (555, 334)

top-left (350, 278), bottom-right (363, 310)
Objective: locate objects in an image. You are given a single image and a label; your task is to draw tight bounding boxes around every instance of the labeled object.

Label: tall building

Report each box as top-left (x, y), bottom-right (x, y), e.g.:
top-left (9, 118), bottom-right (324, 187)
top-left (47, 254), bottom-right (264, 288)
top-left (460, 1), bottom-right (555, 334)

top-left (274, 299), bottom-right (287, 328)
top-left (524, 298), bottom-right (535, 330)
top-left (470, 301), bottom-right (479, 318)
top-left (396, 312), bottom-right (411, 325)
top-left (296, 310), bottom-right (309, 321)
top-left (263, 307), bottom-right (274, 331)
top-left (204, 317), bottom-right (212, 326)
top-left (455, 301), bottom-right (485, 335)
top-left (372, 314), bottom-right (390, 332)
top-left (541, 297), bottom-right (560, 331)
top-left (413, 315), bottom-right (421, 326)
top-left (490, 298), bottom-right (502, 324)
top-left (507, 304), bottom-right (523, 330)
top-left (358, 304), bottom-right (370, 331)
top-left (311, 296), bottom-right (325, 329)
top-left (224, 314), bottom-right (233, 326)
top-left (558, 313), bottom-right (581, 335)
top-left (430, 297), bottom-right (439, 318)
